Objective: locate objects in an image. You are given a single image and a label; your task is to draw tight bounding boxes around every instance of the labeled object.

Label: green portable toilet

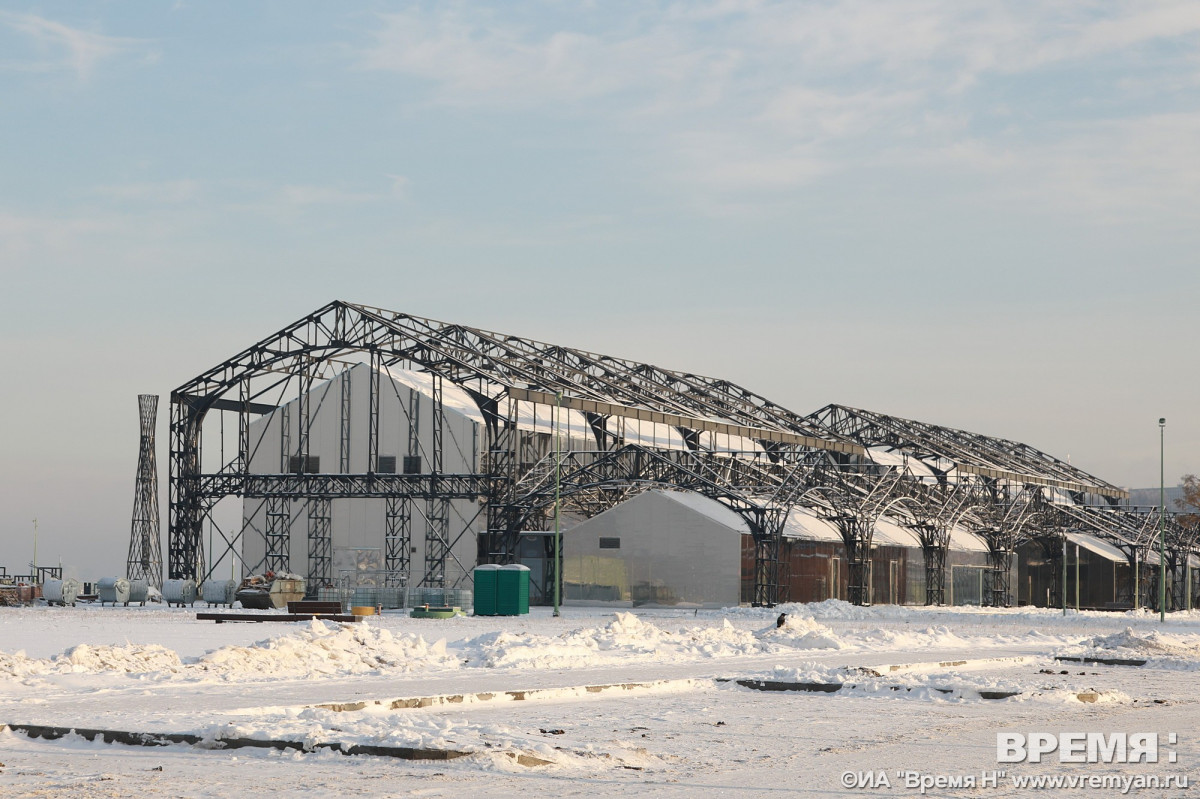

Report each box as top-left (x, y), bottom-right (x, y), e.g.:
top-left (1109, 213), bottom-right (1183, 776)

top-left (497, 564), bottom-right (531, 616)
top-left (473, 564), bottom-right (501, 616)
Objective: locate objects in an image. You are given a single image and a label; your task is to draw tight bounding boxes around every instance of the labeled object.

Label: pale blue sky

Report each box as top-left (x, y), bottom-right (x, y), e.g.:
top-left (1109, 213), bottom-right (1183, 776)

top-left (1, 1), bottom-right (1198, 576)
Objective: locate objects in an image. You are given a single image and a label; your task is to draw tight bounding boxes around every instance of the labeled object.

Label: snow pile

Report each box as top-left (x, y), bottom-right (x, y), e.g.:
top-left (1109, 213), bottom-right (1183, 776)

top-left (0, 650), bottom-right (42, 679)
top-left (202, 705), bottom-right (509, 752)
top-left (1058, 627), bottom-right (1200, 669)
top-left (1084, 627), bottom-right (1195, 654)
top-left (756, 614), bottom-right (845, 650)
top-left (756, 599), bottom-right (923, 622)
top-left (0, 621), bottom-right (458, 681)
top-left (723, 599), bottom-right (885, 621)
top-left (856, 625), bottom-right (970, 651)
top-left (467, 613), bottom-right (846, 669)
top-left (59, 643), bottom-right (184, 674)
top-left (464, 629), bottom-right (603, 669)
top-left (464, 614), bottom-right (746, 668)
top-left (197, 704), bottom-right (662, 772)
top-left (196, 620), bottom-right (459, 678)
top-left (0, 643), bottom-right (184, 678)
top-left (756, 664), bottom-right (1088, 704)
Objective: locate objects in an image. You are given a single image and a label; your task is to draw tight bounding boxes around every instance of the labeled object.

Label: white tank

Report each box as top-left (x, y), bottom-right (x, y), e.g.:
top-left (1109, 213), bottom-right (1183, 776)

top-left (162, 578), bottom-right (197, 607)
top-left (43, 578), bottom-right (83, 606)
top-left (127, 579), bottom-right (149, 606)
top-left (201, 579), bottom-right (236, 606)
top-left (97, 577), bottom-right (131, 606)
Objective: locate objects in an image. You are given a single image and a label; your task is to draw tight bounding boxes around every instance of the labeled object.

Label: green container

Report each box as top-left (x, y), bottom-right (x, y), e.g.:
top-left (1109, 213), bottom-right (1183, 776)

top-left (497, 564), bottom-right (531, 616)
top-left (473, 565), bottom-right (501, 616)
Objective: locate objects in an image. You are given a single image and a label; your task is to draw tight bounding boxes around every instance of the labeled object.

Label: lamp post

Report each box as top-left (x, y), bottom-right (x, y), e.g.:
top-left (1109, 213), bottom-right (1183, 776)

top-left (553, 391), bottom-right (562, 618)
top-left (1134, 550), bottom-right (1139, 612)
top-left (1080, 542), bottom-right (1089, 609)
top-left (1061, 534), bottom-right (1067, 617)
top-left (1159, 418), bottom-right (1166, 623)
top-left (31, 517), bottom-right (38, 577)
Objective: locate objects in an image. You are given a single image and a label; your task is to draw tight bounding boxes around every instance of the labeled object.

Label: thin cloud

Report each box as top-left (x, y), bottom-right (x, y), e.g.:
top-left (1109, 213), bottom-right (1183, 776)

top-left (91, 180), bottom-right (201, 204)
top-left (349, 2), bottom-right (1200, 207)
top-left (0, 11), bottom-right (149, 79)
top-left (356, 9), bottom-right (733, 109)
top-left (0, 211), bottom-right (114, 266)
top-left (280, 185), bottom-right (383, 206)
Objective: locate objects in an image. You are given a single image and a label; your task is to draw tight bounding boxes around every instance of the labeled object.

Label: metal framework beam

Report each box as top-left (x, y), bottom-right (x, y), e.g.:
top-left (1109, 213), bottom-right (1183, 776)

top-left (307, 498), bottom-right (331, 590)
top-left (198, 473), bottom-right (490, 499)
top-left (164, 301), bottom-right (1139, 610)
top-left (127, 395), bottom-right (163, 589)
top-left (806, 404), bottom-right (1127, 500)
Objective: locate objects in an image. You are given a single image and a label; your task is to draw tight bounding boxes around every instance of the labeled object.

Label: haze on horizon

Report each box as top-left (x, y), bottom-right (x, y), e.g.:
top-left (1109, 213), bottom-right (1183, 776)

top-left (1, 1), bottom-right (1198, 578)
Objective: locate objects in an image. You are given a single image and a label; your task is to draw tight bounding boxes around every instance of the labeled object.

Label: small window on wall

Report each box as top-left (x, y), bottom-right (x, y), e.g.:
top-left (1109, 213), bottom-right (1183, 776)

top-left (288, 455), bottom-right (320, 473)
top-left (599, 537), bottom-right (621, 549)
top-left (403, 455), bottom-right (422, 474)
top-left (377, 455), bottom-right (397, 474)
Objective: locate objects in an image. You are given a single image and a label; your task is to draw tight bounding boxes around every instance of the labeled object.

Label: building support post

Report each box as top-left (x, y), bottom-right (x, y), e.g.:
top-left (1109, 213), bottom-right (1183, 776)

top-left (424, 373), bottom-right (451, 587)
top-left (307, 498), bottom-right (332, 593)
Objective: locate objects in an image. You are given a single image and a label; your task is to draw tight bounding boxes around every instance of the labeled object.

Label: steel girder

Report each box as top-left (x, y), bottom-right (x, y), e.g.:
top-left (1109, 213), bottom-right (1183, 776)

top-left (198, 473), bottom-right (491, 499)
top-left (805, 404), bottom-right (1126, 501)
top-left (882, 481), bottom-right (974, 606)
top-left (1048, 504), bottom-right (1198, 609)
top-left (948, 485), bottom-right (1045, 607)
top-left (167, 301), bottom-right (851, 587)
top-left (164, 300), bottom-right (1132, 612)
top-left (801, 465), bottom-right (907, 606)
top-left (493, 445), bottom-right (804, 606)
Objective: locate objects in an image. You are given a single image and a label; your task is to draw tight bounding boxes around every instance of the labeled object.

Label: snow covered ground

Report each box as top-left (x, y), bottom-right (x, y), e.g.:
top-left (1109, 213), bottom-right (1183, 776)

top-left (2, 601), bottom-right (1199, 796)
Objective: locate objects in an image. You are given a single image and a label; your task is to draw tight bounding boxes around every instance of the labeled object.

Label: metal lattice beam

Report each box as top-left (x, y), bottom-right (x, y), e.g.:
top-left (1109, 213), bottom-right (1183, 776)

top-left (165, 301), bottom-right (1138, 611)
top-left (127, 395), bottom-right (163, 589)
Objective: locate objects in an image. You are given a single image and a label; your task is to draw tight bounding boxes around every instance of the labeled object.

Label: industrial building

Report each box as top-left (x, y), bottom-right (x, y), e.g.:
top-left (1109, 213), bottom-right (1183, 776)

top-left (163, 301), bottom-right (1199, 610)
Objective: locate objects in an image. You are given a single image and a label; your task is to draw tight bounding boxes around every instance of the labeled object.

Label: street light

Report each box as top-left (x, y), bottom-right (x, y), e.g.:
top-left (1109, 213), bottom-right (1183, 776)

top-left (1159, 418), bottom-right (1166, 623)
top-left (553, 391), bottom-right (562, 618)
top-left (1061, 533), bottom-right (1067, 617)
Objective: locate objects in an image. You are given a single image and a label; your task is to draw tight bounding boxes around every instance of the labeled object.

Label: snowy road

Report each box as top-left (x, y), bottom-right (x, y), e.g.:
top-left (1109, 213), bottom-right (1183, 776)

top-left (2, 602), bottom-right (1199, 797)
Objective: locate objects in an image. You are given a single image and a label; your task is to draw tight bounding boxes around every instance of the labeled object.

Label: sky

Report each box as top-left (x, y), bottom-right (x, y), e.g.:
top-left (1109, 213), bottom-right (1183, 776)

top-left (1, 1), bottom-right (1198, 578)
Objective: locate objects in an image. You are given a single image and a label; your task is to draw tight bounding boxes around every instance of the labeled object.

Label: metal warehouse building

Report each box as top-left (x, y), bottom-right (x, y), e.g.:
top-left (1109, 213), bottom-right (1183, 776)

top-left (161, 301), bottom-right (1199, 610)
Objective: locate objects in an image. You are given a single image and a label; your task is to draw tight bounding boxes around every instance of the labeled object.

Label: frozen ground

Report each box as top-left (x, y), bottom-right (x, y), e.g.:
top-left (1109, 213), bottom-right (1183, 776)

top-left (2, 601), bottom-right (1199, 797)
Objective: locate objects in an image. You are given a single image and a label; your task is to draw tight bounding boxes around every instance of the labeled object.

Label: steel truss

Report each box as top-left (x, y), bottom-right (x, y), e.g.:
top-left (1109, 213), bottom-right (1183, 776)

top-left (1030, 504), bottom-right (1199, 610)
top-left (168, 301), bottom-right (849, 603)
top-left (166, 301), bottom-right (1137, 607)
top-left (806, 404), bottom-right (1126, 501)
top-left (127, 395), bottom-right (164, 589)
top-left (307, 498), bottom-right (332, 589)
top-left (495, 444), bottom-right (829, 605)
top-left (883, 481), bottom-right (974, 606)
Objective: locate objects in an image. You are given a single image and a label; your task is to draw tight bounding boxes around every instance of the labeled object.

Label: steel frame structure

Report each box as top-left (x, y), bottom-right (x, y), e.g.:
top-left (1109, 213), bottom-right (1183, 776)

top-left (168, 301), bottom-right (1160, 607)
top-left (168, 301), bottom-right (852, 603)
top-left (127, 394), bottom-right (163, 589)
top-left (800, 405), bottom-right (1135, 606)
